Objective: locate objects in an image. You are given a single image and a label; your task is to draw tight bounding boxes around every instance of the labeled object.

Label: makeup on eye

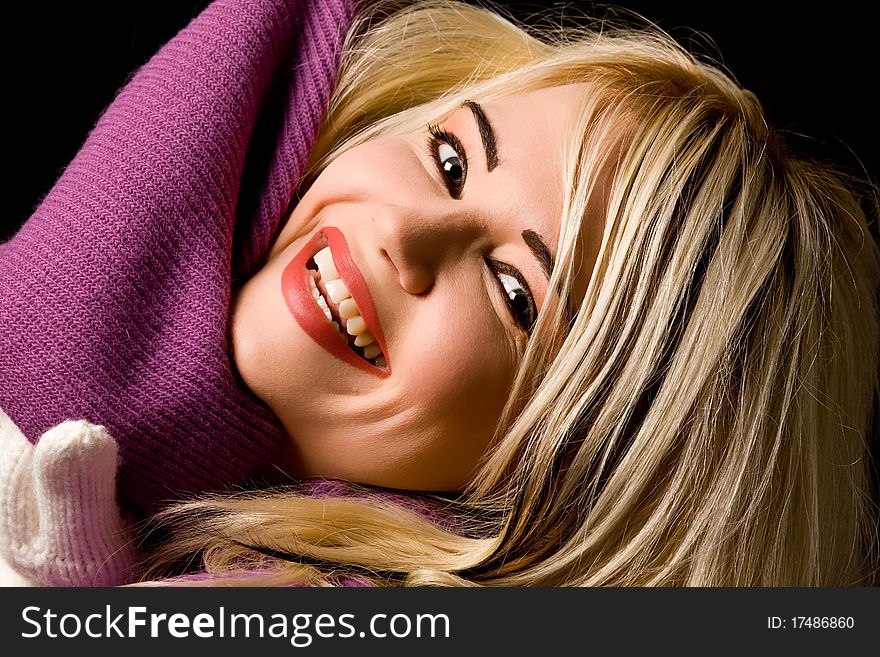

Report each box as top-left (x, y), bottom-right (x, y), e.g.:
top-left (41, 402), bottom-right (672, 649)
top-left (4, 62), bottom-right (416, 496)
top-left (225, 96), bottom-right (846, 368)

top-left (427, 124), bottom-right (467, 199)
top-left (425, 119), bottom-right (538, 337)
top-left (486, 256), bottom-right (538, 335)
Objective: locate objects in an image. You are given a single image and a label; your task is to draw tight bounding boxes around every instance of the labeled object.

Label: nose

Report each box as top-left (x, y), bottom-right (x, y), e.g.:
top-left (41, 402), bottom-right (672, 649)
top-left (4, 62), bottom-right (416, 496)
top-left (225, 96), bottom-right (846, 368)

top-left (372, 205), bottom-right (484, 295)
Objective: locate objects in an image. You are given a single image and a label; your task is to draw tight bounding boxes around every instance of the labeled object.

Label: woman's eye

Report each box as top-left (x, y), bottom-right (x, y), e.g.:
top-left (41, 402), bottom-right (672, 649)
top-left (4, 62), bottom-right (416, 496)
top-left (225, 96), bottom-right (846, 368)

top-left (427, 124), bottom-right (468, 199)
top-left (487, 257), bottom-right (538, 337)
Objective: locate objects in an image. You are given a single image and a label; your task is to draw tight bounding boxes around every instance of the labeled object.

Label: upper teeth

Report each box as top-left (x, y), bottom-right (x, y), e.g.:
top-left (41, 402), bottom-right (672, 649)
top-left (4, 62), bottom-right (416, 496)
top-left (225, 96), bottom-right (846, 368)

top-left (324, 279), bottom-right (350, 304)
top-left (311, 246), bottom-right (387, 368)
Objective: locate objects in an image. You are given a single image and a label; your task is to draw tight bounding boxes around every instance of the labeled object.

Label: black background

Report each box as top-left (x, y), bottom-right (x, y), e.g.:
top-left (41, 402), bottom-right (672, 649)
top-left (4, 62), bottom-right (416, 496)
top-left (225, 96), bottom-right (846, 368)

top-left (3, 1), bottom-right (877, 241)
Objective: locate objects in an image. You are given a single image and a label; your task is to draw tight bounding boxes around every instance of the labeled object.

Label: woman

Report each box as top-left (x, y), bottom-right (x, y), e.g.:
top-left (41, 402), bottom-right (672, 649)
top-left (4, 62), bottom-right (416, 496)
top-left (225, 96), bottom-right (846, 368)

top-left (2, 0), bottom-right (878, 586)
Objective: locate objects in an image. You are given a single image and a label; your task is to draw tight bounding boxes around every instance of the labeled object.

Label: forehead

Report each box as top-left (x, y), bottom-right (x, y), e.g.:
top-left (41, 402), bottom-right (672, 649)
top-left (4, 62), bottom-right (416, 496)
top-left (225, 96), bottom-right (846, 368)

top-left (482, 84), bottom-right (586, 133)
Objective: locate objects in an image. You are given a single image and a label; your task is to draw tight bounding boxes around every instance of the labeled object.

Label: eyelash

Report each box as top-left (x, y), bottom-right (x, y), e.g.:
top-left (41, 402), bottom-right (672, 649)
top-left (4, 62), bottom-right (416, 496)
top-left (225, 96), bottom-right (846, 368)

top-left (426, 123), bottom-right (538, 336)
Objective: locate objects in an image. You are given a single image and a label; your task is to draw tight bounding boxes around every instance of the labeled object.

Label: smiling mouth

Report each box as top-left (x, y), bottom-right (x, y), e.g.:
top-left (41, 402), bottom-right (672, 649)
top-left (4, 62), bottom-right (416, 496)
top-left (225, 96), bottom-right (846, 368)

top-left (281, 227), bottom-right (390, 378)
top-left (306, 249), bottom-right (388, 370)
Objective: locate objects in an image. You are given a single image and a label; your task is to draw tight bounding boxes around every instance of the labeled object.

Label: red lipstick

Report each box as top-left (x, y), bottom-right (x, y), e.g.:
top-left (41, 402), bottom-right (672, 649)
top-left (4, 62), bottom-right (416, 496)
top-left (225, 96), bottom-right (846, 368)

top-left (281, 227), bottom-right (390, 378)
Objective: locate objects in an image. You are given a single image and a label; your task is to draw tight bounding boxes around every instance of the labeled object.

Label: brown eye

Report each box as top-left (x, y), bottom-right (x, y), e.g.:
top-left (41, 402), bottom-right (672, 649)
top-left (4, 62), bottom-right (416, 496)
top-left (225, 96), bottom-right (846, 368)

top-left (426, 124), bottom-right (468, 199)
top-left (486, 257), bottom-right (537, 336)
top-left (437, 142), bottom-right (465, 190)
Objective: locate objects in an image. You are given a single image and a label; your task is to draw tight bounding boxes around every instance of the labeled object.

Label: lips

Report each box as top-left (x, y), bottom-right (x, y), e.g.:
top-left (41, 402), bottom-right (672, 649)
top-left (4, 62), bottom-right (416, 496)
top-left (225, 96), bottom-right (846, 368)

top-left (281, 226), bottom-right (390, 378)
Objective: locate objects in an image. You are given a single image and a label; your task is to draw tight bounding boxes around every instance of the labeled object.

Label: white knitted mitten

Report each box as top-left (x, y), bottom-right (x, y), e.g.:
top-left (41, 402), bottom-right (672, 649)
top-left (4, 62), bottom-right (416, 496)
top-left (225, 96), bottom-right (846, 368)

top-left (0, 408), bottom-right (138, 586)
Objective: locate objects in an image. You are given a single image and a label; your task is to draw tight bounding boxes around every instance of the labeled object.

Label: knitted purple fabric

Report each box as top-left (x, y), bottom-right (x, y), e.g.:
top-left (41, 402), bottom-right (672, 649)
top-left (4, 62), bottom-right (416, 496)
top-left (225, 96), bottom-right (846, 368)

top-left (0, 0), bottom-right (354, 514)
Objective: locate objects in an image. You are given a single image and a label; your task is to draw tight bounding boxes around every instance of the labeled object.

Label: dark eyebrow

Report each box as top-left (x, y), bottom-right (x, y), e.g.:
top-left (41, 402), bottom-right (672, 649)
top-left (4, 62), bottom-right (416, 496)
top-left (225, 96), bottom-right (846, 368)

top-left (522, 229), bottom-right (554, 281)
top-left (463, 100), bottom-right (498, 172)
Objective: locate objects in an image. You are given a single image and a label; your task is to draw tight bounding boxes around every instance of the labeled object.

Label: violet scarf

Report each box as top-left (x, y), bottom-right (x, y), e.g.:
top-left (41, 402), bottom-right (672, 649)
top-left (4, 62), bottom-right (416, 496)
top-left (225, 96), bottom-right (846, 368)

top-left (0, 0), bottom-right (355, 514)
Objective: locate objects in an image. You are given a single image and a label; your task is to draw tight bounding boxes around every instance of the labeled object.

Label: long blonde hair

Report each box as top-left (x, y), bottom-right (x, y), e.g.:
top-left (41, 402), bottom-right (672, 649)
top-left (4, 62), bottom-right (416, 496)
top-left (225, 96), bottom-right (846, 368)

top-left (142, 0), bottom-right (880, 586)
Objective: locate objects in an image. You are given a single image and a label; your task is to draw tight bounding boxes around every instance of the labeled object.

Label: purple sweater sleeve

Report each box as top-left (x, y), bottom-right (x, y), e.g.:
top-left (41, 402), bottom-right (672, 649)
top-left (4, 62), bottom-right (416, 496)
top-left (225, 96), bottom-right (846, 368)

top-left (0, 0), bottom-right (354, 513)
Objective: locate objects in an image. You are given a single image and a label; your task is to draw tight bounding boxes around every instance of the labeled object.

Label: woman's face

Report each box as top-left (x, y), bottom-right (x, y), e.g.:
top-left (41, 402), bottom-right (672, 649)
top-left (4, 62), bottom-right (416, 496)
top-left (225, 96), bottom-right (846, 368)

top-left (231, 85), bottom-right (595, 492)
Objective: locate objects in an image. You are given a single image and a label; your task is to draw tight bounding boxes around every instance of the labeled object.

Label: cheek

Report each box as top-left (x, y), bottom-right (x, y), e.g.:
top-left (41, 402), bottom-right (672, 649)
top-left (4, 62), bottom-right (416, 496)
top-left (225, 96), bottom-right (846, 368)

top-left (387, 305), bottom-right (516, 490)
top-left (401, 301), bottom-right (517, 437)
top-left (303, 139), bottom-right (419, 210)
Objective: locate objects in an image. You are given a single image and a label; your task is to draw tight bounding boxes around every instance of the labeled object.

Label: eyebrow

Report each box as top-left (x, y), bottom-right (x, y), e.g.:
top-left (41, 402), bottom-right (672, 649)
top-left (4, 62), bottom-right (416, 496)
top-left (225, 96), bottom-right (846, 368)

top-left (522, 229), bottom-right (554, 281)
top-left (463, 100), bottom-right (499, 172)
top-left (461, 101), bottom-right (553, 281)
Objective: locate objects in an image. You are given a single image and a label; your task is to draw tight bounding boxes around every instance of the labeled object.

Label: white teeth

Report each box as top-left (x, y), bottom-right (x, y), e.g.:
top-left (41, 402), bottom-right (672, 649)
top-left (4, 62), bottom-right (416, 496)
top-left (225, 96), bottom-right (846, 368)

top-left (363, 343), bottom-right (382, 359)
top-left (313, 246), bottom-right (339, 281)
top-left (324, 278), bottom-right (350, 304)
top-left (338, 298), bottom-right (360, 319)
top-left (308, 275), bottom-right (328, 316)
top-left (346, 315), bottom-right (367, 336)
top-left (316, 297), bottom-right (332, 321)
top-left (311, 247), bottom-right (352, 303)
top-left (309, 246), bottom-right (388, 367)
top-left (354, 331), bottom-right (375, 347)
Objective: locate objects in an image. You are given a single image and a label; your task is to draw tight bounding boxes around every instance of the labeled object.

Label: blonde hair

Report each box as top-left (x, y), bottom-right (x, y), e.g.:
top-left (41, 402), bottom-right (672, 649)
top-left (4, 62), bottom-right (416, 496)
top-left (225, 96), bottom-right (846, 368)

top-left (142, 0), bottom-right (880, 586)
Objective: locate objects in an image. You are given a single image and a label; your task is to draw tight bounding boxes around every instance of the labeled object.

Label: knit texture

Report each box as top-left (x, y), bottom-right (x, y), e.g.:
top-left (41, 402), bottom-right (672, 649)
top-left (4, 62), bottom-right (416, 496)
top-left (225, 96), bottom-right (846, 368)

top-left (0, 0), bottom-right (355, 514)
top-left (0, 409), bottom-right (136, 586)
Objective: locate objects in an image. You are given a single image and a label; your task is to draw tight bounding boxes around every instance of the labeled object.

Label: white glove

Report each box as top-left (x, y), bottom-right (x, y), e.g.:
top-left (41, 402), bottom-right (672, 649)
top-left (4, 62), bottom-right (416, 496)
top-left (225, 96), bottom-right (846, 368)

top-left (0, 408), bottom-right (138, 586)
